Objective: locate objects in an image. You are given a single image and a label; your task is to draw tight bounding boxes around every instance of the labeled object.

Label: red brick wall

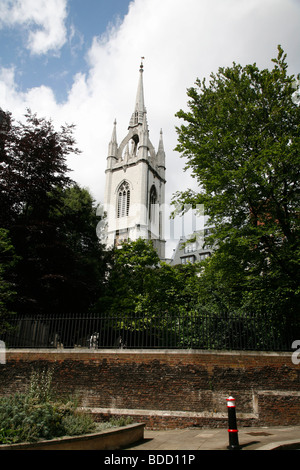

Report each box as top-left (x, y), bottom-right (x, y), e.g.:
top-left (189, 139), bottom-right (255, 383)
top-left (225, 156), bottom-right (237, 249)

top-left (0, 349), bottom-right (299, 429)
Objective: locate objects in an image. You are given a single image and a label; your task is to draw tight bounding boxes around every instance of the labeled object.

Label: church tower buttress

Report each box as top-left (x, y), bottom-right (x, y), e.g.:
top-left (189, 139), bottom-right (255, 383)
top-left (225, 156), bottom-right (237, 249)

top-left (103, 61), bottom-right (166, 259)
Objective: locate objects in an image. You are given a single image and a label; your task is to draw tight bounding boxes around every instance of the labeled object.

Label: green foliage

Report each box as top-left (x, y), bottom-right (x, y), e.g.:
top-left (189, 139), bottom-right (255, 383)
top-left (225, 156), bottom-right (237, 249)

top-left (0, 109), bottom-right (108, 316)
top-left (98, 238), bottom-right (203, 319)
top-left (173, 46), bottom-right (300, 324)
top-left (61, 411), bottom-right (97, 437)
top-left (0, 366), bottom-right (136, 445)
top-left (96, 238), bottom-right (211, 347)
top-left (35, 183), bottom-right (108, 314)
top-left (0, 368), bottom-right (96, 444)
top-left (113, 238), bottom-right (160, 269)
top-left (28, 367), bottom-right (54, 403)
top-left (98, 239), bottom-right (160, 315)
top-left (0, 229), bottom-right (19, 325)
top-left (0, 110), bottom-right (77, 224)
top-left (107, 416), bottom-right (133, 427)
top-left (0, 394), bottom-right (65, 443)
top-left (0, 428), bottom-right (20, 445)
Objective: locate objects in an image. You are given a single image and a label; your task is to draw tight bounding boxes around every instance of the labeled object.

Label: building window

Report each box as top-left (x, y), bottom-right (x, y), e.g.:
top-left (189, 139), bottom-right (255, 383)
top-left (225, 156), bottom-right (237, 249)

top-left (184, 242), bottom-right (197, 254)
top-left (199, 252), bottom-right (210, 261)
top-left (115, 229), bottom-right (129, 246)
top-left (134, 111), bottom-right (139, 126)
top-left (149, 185), bottom-right (157, 222)
top-left (181, 255), bottom-right (195, 265)
top-left (117, 181), bottom-right (130, 218)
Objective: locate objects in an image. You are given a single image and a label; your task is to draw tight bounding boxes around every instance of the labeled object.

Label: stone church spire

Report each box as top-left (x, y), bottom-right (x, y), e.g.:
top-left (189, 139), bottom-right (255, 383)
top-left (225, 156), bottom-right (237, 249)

top-left (108, 119), bottom-right (117, 157)
top-left (106, 119), bottom-right (118, 169)
top-left (157, 128), bottom-right (166, 178)
top-left (103, 60), bottom-right (166, 260)
top-left (129, 59), bottom-right (146, 128)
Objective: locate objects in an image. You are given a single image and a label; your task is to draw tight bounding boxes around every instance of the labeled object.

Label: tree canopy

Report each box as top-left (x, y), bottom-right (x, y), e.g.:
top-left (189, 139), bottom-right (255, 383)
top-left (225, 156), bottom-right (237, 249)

top-left (97, 238), bottom-right (202, 318)
top-left (0, 228), bottom-right (19, 323)
top-left (173, 46), bottom-right (300, 324)
top-left (0, 109), bottom-right (107, 316)
top-left (0, 110), bottom-right (77, 226)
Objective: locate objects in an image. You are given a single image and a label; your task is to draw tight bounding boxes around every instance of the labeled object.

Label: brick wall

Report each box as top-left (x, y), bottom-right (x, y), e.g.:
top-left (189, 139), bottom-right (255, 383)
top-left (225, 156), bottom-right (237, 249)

top-left (0, 349), bottom-right (299, 429)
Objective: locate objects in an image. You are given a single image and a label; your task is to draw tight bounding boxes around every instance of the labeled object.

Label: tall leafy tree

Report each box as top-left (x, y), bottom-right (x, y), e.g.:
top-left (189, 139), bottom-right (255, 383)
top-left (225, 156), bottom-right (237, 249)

top-left (98, 238), bottom-right (160, 315)
top-left (0, 229), bottom-right (19, 325)
top-left (0, 109), bottom-right (106, 315)
top-left (0, 110), bottom-right (76, 226)
top-left (45, 184), bottom-right (109, 314)
top-left (97, 238), bottom-right (204, 347)
top-left (99, 238), bottom-right (202, 317)
top-left (173, 46), bottom-right (300, 326)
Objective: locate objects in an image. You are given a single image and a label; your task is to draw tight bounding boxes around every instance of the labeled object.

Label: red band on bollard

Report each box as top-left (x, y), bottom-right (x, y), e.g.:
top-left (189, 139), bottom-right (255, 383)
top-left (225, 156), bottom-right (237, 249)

top-left (226, 397), bottom-right (236, 407)
top-left (226, 396), bottom-right (240, 450)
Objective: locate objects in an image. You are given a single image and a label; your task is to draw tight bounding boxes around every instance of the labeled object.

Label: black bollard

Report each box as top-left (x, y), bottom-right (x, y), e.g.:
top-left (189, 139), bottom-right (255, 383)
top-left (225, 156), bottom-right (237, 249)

top-left (226, 396), bottom-right (241, 450)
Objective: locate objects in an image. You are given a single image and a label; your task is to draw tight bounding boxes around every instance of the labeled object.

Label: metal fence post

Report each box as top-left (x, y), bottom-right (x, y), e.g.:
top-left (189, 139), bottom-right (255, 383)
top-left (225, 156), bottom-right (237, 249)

top-left (226, 396), bottom-right (240, 450)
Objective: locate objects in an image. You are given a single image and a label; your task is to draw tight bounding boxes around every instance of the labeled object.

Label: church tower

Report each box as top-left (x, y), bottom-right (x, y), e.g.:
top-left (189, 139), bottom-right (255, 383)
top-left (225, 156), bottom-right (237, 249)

top-left (103, 61), bottom-right (166, 259)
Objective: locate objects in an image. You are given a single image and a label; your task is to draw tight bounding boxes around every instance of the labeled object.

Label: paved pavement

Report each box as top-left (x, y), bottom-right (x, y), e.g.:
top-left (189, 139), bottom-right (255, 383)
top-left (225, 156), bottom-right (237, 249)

top-left (125, 425), bottom-right (300, 451)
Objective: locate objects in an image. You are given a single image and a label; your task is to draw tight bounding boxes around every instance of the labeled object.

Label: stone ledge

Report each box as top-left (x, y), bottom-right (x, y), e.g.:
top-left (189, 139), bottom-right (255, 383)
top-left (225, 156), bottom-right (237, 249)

top-left (3, 348), bottom-right (292, 357)
top-left (0, 423), bottom-right (145, 451)
top-left (84, 407), bottom-right (257, 420)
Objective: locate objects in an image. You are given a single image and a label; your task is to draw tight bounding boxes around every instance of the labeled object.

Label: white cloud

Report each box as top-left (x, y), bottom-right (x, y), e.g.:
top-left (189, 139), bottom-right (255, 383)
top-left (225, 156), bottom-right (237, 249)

top-left (0, 0), bottom-right (68, 55)
top-left (72, 0), bottom-right (300, 203)
top-left (1, 0), bottom-right (300, 256)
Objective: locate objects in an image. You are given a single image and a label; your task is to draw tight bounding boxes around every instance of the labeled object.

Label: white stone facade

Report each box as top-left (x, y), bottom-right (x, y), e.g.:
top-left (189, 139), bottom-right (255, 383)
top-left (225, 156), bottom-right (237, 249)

top-left (103, 62), bottom-right (166, 259)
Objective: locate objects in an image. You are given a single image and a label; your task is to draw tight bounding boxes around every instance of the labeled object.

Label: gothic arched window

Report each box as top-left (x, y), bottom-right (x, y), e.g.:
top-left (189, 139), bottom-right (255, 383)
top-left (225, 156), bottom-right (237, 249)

top-left (117, 181), bottom-right (130, 218)
top-left (149, 185), bottom-right (157, 222)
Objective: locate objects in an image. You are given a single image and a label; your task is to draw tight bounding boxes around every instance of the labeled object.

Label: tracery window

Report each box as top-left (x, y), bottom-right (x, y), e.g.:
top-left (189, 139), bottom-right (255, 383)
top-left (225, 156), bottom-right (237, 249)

top-left (149, 185), bottom-right (157, 222)
top-left (117, 181), bottom-right (130, 218)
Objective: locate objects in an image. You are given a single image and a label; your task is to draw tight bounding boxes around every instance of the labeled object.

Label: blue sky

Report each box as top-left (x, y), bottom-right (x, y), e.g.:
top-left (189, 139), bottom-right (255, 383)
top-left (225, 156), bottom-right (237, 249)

top-left (0, 0), bottom-right (131, 102)
top-left (0, 0), bottom-right (299, 255)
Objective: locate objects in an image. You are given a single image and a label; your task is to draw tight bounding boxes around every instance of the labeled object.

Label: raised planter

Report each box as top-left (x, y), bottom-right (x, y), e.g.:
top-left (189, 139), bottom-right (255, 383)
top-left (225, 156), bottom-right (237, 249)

top-left (0, 423), bottom-right (145, 450)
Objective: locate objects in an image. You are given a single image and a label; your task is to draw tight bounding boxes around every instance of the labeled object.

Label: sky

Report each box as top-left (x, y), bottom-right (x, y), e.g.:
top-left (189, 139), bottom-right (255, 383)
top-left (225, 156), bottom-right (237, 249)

top-left (0, 0), bottom-right (299, 256)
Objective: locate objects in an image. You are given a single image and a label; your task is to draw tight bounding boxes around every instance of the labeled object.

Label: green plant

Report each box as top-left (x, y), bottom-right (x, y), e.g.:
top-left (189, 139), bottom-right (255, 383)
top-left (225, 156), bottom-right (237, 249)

top-left (0, 428), bottom-right (20, 444)
top-left (0, 369), bottom-right (98, 444)
top-left (62, 411), bottom-right (96, 436)
top-left (0, 394), bottom-right (67, 443)
top-left (28, 367), bottom-right (54, 403)
top-left (0, 367), bottom-right (136, 446)
top-left (108, 416), bottom-right (133, 427)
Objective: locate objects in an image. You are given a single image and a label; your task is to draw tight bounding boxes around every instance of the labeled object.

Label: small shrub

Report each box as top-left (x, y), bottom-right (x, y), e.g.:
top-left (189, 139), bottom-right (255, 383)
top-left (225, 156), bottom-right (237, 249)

top-left (0, 395), bottom-right (66, 443)
top-left (0, 368), bottom-right (134, 445)
top-left (28, 367), bottom-right (54, 403)
top-left (0, 428), bottom-right (20, 445)
top-left (108, 416), bottom-right (134, 427)
top-left (0, 368), bottom-right (96, 444)
top-left (62, 412), bottom-right (96, 436)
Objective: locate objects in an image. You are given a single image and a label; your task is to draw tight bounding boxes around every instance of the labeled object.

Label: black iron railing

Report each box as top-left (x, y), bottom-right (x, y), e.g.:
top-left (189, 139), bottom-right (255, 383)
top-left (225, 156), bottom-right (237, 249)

top-left (0, 311), bottom-right (297, 351)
